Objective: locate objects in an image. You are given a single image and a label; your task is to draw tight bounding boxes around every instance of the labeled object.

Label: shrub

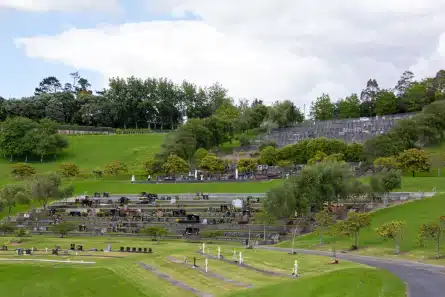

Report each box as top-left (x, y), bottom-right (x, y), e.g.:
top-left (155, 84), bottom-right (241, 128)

top-left (259, 141), bottom-right (277, 151)
top-left (200, 231), bottom-right (224, 238)
top-left (58, 163), bottom-right (80, 178)
top-left (104, 161), bottom-right (128, 176)
top-left (11, 163), bottom-right (36, 179)
top-left (92, 168), bottom-right (103, 179)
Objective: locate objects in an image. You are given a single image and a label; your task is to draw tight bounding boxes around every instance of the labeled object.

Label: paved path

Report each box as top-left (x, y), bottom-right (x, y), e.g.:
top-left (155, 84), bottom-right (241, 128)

top-left (258, 246), bottom-right (445, 297)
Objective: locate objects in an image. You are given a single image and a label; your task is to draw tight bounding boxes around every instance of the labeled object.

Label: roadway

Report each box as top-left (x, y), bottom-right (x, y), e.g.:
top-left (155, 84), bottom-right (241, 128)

top-left (257, 246), bottom-right (445, 297)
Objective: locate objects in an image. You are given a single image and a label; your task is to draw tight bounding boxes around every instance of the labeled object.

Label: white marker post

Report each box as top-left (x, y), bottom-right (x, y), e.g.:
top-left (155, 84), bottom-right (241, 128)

top-left (233, 249), bottom-right (237, 261)
top-left (205, 258), bottom-right (208, 273)
top-left (293, 260), bottom-right (298, 277)
top-left (239, 252), bottom-right (243, 265)
top-left (45, 247), bottom-right (48, 253)
top-left (202, 243), bottom-right (206, 254)
top-left (218, 246), bottom-right (221, 259)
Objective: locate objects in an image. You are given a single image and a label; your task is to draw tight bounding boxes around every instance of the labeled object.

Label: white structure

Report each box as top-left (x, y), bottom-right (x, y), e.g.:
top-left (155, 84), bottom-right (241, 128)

top-left (218, 247), bottom-right (221, 259)
top-left (194, 170), bottom-right (198, 179)
top-left (293, 260), bottom-right (298, 276)
top-left (131, 175), bottom-right (135, 183)
top-left (233, 249), bottom-right (237, 261)
top-left (235, 168), bottom-right (239, 179)
top-left (239, 252), bottom-right (243, 264)
top-left (202, 243), bottom-right (206, 254)
top-left (205, 258), bottom-right (208, 272)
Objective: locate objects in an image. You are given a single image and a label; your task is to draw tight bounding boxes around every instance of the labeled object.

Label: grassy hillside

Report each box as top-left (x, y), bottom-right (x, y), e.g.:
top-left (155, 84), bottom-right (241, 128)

top-left (0, 134), bottom-right (165, 185)
top-left (277, 193), bottom-right (445, 260)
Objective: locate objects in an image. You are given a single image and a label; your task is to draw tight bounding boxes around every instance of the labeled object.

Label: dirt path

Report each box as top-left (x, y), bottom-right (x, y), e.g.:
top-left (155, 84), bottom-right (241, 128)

top-left (168, 256), bottom-right (254, 288)
top-left (137, 262), bottom-right (213, 297)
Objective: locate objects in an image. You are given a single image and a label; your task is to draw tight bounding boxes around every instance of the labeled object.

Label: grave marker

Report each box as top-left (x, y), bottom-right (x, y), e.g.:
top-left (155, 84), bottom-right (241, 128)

top-left (292, 260), bottom-right (298, 277)
top-left (239, 252), bottom-right (243, 265)
top-left (218, 247), bottom-right (221, 259)
top-left (205, 258), bottom-right (208, 273)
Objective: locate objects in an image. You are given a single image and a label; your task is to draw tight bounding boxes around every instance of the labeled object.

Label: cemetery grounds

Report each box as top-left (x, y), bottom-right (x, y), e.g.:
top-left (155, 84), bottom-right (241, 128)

top-left (0, 236), bottom-right (406, 297)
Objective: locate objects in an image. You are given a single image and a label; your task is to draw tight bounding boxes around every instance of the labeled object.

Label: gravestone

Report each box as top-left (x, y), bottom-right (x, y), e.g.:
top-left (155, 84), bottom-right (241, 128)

top-left (77, 245), bottom-right (83, 251)
top-left (138, 248), bottom-right (142, 253)
top-left (17, 249), bottom-right (23, 256)
top-left (120, 247), bottom-right (124, 252)
top-left (105, 245), bottom-right (111, 252)
top-left (132, 247), bottom-right (137, 253)
top-left (70, 244), bottom-right (75, 251)
top-left (126, 247), bottom-right (131, 252)
top-left (52, 249), bottom-right (59, 255)
top-left (148, 248), bottom-right (152, 253)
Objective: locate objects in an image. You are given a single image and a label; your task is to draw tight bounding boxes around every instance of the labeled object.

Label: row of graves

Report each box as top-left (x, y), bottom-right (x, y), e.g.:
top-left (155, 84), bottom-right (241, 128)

top-left (21, 192), bottom-right (286, 242)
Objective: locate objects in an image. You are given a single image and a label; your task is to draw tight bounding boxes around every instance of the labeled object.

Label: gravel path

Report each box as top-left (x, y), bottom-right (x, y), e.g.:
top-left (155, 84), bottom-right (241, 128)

top-left (258, 246), bottom-right (445, 297)
top-left (168, 256), bottom-right (254, 288)
top-left (138, 262), bottom-right (213, 297)
top-left (198, 252), bottom-right (293, 278)
top-left (0, 258), bottom-right (96, 264)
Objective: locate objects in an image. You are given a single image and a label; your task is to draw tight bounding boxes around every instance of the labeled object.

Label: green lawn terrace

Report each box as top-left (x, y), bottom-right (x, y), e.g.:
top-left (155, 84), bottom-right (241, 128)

top-left (0, 237), bottom-right (406, 297)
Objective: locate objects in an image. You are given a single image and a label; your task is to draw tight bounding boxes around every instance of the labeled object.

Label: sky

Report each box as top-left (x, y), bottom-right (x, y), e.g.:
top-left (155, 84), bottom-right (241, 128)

top-left (1, 0), bottom-right (445, 109)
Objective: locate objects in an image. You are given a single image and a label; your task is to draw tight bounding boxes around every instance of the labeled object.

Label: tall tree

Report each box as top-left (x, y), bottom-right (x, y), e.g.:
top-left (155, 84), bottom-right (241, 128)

top-left (310, 94), bottom-right (335, 121)
top-left (29, 173), bottom-right (74, 209)
top-left (337, 93), bottom-right (360, 119)
top-left (34, 76), bottom-right (62, 95)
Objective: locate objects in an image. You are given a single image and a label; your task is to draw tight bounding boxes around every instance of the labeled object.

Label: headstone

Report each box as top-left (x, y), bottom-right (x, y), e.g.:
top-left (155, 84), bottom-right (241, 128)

top-left (120, 247), bottom-right (124, 252)
top-left (143, 248), bottom-right (148, 253)
top-left (193, 257), bottom-right (197, 268)
top-left (218, 247), bottom-right (221, 260)
top-left (148, 248), bottom-right (152, 253)
top-left (126, 247), bottom-right (131, 252)
top-left (132, 247), bottom-right (136, 253)
top-left (239, 252), bottom-right (243, 265)
top-left (131, 175), bottom-right (135, 183)
top-left (70, 244), bottom-right (75, 250)
top-left (205, 258), bottom-right (208, 273)
top-left (233, 249), bottom-right (237, 262)
top-left (202, 243), bottom-right (205, 254)
top-left (138, 248), bottom-right (142, 253)
top-left (105, 245), bottom-right (111, 252)
top-left (45, 247), bottom-right (48, 253)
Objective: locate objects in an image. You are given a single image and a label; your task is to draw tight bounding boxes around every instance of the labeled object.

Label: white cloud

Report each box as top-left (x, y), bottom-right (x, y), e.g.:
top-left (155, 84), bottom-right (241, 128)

top-left (15, 0), bottom-right (445, 108)
top-left (0, 0), bottom-right (119, 12)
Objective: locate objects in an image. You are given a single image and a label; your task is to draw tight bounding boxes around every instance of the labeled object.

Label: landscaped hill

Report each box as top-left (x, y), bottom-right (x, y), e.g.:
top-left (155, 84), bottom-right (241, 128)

top-left (277, 193), bottom-right (445, 260)
top-left (0, 133), bottom-right (166, 186)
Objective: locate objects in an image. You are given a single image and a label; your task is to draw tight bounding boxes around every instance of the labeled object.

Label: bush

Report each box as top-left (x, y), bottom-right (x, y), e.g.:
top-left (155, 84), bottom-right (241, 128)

top-left (11, 163), bottom-right (36, 179)
top-left (104, 161), bottom-right (128, 176)
top-left (0, 223), bottom-right (16, 234)
top-left (200, 231), bottom-right (224, 238)
top-left (15, 228), bottom-right (29, 237)
top-left (259, 141), bottom-right (277, 151)
top-left (58, 163), bottom-right (80, 178)
top-left (92, 168), bottom-right (103, 179)
top-left (236, 134), bottom-right (251, 146)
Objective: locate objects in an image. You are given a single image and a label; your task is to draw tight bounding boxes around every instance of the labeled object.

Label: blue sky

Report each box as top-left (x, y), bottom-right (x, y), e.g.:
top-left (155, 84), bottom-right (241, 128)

top-left (0, 1), bottom-right (443, 108)
top-left (0, 1), bottom-right (198, 98)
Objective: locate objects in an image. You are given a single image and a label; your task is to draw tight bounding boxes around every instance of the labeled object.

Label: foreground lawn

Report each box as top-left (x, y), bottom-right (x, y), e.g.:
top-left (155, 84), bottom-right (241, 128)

top-left (277, 193), bottom-right (445, 261)
top-left (0, 236), bottom-right (405, 297)
top-left (228, 268), bottom-right (405, 297)
top-left (0, 264), bottom-right (149, 297)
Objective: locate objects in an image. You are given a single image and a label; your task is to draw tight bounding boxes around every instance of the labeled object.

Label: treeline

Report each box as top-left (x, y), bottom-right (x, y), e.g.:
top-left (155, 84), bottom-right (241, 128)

top-left (310, 70), bottom-right (445, 120)
top-left (0, 73), bottom-right (302, 130)
top-left (0, 117), bottom-right (68, 162)
top-left (1, 70), bottom-right (443, 131)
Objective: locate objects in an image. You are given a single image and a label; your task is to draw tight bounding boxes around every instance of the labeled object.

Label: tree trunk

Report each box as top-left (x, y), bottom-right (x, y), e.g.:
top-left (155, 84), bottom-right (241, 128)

top-left (412, 171), bottom-right (415, 178)
top-left (354, 232), bottom-right (359, 249)
top-left (437, 238), bottom-right (441, 259)
top-left (320, 231), bottom-right (324, 244)
top-left (395, 239), bottom-right (400, 255)
top-left (40, 155), bottom-right (44, 163)
top-left (263, 225), bottom-right (266, 241)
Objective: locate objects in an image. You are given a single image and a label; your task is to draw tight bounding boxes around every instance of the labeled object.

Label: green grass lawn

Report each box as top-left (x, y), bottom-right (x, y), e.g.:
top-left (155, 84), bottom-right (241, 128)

top-left (277, 193), bottom-right (445, 261)
top-left (0, 236), bottom-right (406, 297)
top-left (0, 134), bottom-right (166, 186)
top-left (227, 268), bottom-right (405, 297)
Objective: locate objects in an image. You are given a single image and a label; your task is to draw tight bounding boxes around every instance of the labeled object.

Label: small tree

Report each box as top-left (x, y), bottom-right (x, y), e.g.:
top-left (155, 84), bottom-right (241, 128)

top-left (370, 171), bottom-right (401, 206)
top-left (199, 153), bottom-right (225, 176)
top-left (418, 217), bottom-right (445, 258)
top-left (337, 211), bottom-right (372, 250)
top-left (194, 148), bottom-right (209, 166)
top-left (104, 161), bottom-right (128, 176)
top-left (51, 222), bottom-right (76, 238)
top-left (162, 154), bottom-right (189, 177)
top-left (10, 163), bottom-right (36, 179)
top-left (430, 153), bottom-right (445, 177)
top-left (259, 146), bottom-right (278, 166)
top-left (373, 157), bottom-right (400, 172)
top-left (308, 151), bottom-right (328, 165)
top-left (143, 157), bottom-right (156, 175)
top-left (92, 168), bottom-right (103, 179)
top-left (58, 163), bottom-right (80, 178)
top-left (29, 173), bottom-right (74, 209)
top-left (376, 220), bottom-right (406, 254)
top-left (0, 222), bottom-right (16, 235)
top-left (140, 226), bottom-right (168, 243)
top-left (237, 158), bottom-right (257, 175)
top-left (0, 184), bottom-right (29, 216)
top-left (314, 210), bottom-right (335, 244)
top-left (397, 148), bottom-right (430, 177)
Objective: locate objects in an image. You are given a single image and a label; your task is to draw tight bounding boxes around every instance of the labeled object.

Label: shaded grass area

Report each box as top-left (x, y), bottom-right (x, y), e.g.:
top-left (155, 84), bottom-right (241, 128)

top-left (227, 268), bottom-right (405, 297)
top-left (277, 193), bottom-right (445, 261)
top-left (0, 236), bottom-right (405, 297)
